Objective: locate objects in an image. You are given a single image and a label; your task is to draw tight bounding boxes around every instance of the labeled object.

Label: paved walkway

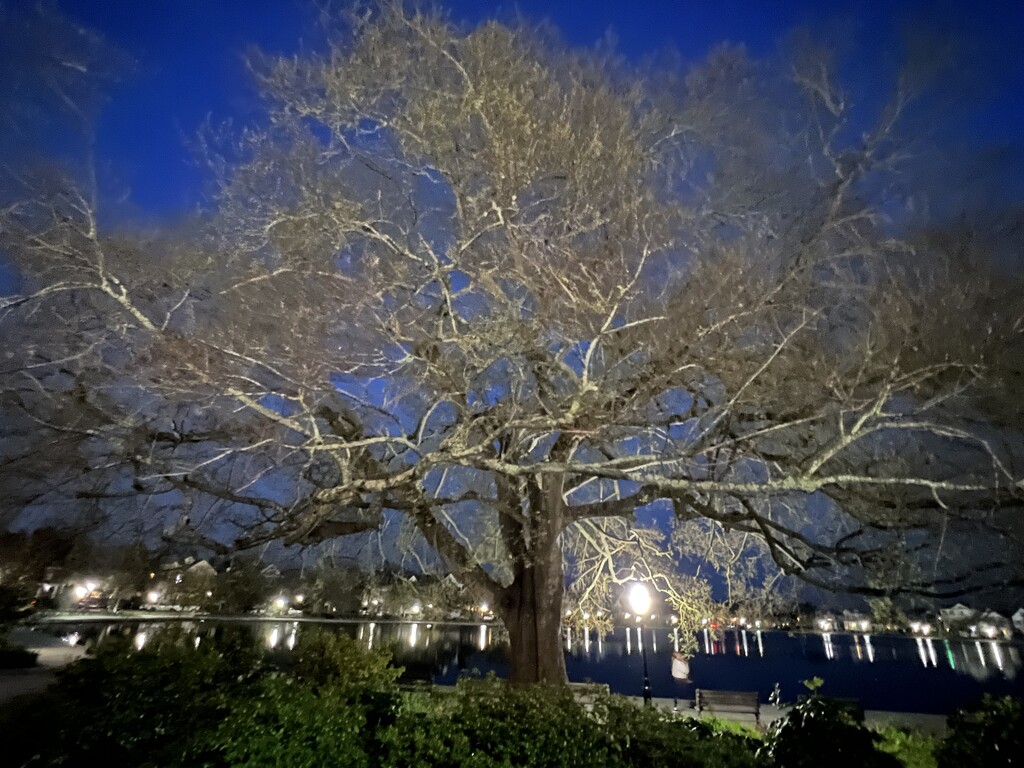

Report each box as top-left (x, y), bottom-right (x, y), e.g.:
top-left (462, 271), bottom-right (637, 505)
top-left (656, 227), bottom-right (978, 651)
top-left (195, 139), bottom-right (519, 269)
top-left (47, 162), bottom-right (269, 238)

top-left (0, 667), bottom-right (57, 707)
top-left (641, 696), bottom-right (947, 735)
top-left (1, 628), bottom-right (87, 707)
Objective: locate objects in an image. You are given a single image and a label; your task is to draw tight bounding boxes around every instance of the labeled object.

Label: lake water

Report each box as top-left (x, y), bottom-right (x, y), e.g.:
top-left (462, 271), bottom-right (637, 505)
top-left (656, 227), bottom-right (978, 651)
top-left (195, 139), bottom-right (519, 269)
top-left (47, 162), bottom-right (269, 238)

top-left (26, 619), bottom-right (1024, 715)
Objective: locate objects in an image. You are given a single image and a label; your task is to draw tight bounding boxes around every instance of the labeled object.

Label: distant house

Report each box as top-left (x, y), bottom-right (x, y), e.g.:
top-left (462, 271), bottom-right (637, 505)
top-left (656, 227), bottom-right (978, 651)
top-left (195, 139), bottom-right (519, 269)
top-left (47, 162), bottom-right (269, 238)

top-left (185, 560), bottom-right (217, 579)
top-left (261, 563), bottom-right (282, 580)
top-left (814, 612), bottom-right (838, 632)
top-left (939, 603), bottom-right (980, 633)
top-left (1012, 608), bottom-right (1024, 636)
top-left (940, 603), bottom-right (977, 624)
top-left (977, 610), bottom-right (1013, 640)
top-left (907, 617), bottom-right (935, 636)
top-left (841, 610), bottom-right (871, 632)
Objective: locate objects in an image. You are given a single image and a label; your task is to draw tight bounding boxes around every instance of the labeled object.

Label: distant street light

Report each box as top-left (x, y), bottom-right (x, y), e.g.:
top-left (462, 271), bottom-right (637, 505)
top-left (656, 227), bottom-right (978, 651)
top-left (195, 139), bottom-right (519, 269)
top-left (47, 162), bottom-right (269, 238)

top-left (146, 591), bottom-right (160, 604)
top-left (627, 583), bottom-right (653, 706)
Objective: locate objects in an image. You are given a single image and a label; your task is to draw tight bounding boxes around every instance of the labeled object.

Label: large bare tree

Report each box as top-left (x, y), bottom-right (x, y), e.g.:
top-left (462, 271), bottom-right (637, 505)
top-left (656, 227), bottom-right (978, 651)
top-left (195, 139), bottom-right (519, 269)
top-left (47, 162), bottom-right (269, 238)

top-left (3, 3), bottom-right (1023, 683)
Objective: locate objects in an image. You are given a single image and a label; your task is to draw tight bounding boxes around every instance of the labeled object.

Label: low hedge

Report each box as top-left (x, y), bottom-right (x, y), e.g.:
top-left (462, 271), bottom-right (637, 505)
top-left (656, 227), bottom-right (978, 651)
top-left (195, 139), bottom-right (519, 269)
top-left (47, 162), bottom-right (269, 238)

top-left (936, 694), bottom-right (1023, 768)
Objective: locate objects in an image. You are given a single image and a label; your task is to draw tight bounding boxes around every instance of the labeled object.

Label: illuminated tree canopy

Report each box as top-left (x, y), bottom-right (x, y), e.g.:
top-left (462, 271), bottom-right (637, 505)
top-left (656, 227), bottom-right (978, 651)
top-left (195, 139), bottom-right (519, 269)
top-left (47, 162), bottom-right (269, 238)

top-left (2, 2), bottom-right (1022, 683)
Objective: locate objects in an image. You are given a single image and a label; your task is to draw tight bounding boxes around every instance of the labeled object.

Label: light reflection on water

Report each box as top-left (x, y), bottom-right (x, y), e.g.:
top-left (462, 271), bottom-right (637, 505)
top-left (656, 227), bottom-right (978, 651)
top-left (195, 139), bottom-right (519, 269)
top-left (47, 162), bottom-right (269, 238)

top-left (28, 620), bottom-right (1024, 714)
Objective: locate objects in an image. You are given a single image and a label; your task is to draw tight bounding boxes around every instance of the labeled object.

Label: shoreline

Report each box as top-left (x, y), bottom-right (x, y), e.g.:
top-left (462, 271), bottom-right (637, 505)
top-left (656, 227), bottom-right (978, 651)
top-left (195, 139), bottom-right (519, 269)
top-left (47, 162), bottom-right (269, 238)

top-left (22, 611), bottom-right (1019, 644)
top-left (7, 616), bottom-right (1018, 725)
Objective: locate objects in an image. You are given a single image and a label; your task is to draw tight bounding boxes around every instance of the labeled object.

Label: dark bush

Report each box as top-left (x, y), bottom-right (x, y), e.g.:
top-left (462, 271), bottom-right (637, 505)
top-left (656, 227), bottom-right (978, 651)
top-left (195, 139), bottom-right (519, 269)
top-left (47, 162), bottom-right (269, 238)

top-left (379, 679), bottom-right (765, 768)
top-left (762, 694), bottom-right (900, 768)
top-left (379, 707), bottom-right (481, 767)
top-left (0, 689), bottom-right (64, 767)
top-left (936, 695), bottom-right (1024, 768)
top-left (0, 584), bottom-right (30, 622)
top-left (877, 726), bottom-right (938, 768)
top-left (0, 645), bottom-right (37, 668)
top-left (439, 678), bottom-right (617, 767)
top-left (202, 675), bottom-right (372, 768)
top-left (20, 629), bottom-right (1006, 768)
top-left (600, 696), bottom-right (766, 768)
top-left (7, 629), bottom-right (264, 767)
top-left (0, 627), bottom-right (407, 768)
top-left (291, 628), bottom-right (403, 693)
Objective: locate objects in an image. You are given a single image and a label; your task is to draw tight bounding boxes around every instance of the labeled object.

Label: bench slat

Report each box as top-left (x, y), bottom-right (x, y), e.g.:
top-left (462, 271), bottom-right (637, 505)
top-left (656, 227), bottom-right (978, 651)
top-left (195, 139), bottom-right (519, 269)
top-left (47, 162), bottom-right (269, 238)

top-left (695, 689), bottom-right (760, 725)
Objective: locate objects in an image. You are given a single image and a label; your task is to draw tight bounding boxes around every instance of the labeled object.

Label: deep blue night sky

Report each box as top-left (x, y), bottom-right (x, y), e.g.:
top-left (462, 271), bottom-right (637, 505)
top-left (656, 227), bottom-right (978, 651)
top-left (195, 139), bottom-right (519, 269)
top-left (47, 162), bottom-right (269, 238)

top-left (50, 0), bottom-right (1024, 219)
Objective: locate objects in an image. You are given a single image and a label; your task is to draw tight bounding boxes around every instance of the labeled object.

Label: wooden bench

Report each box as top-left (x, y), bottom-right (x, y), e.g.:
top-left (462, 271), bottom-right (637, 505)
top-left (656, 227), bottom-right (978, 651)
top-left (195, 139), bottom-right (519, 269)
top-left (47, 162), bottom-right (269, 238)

top-left (398, 680), bottom-right (435, 694)
top-left (695, 689), bottom-right (760, 725)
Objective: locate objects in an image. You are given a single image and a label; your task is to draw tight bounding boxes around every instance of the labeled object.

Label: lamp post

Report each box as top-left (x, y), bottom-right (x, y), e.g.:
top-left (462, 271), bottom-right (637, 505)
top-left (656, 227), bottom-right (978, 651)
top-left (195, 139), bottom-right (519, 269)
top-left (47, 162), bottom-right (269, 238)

top-left (628, 583), bottom-right (653, 706)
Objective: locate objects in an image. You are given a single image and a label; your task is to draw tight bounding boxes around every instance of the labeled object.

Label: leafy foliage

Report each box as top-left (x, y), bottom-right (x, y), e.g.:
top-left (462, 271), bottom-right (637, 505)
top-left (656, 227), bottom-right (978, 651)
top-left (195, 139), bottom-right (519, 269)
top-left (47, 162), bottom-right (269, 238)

top-left (936, 695), bottom-right (1024, 768)
top-left (0, 629), bottom-right (1017, 768)
top-left (10, 630), bottom-right (263, 767)
top-left (0, 644), bottom-right (37, 669)
top-left (0, 584), bottom-right (30, 624)
top-left (381, 678), bottom-right (767, 768)
top-left (201, 676), bottom-right (372, 768)
top-left (291, 628), bottom-right (403, 693)
top-left (878, 726), bottom-right (937, 768)
top-left (762, 693), bottom-right (901, 768)
top-left (435, 678), bottom-right (617, 767)
top-left (0, 631), bottom-right (770, 768)
top-left (600, 695), bottom-right (766, 768)
top-left (379, 703), bottom-right (477, 767)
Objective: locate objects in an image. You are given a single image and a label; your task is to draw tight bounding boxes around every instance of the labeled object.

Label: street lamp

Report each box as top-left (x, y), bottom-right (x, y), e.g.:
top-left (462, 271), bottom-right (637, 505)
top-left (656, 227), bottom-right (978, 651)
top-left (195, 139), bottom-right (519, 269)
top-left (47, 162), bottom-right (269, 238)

top-left (628, 583), bottom-right (653, 706)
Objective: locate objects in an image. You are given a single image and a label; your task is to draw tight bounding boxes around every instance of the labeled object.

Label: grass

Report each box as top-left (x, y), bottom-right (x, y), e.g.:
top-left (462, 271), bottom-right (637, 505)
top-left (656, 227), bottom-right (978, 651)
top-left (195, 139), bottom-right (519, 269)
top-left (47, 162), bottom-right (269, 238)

top-left (877, 726), bottom-right (938, 768)
top-left (697, 714), bottom-right (764, 739)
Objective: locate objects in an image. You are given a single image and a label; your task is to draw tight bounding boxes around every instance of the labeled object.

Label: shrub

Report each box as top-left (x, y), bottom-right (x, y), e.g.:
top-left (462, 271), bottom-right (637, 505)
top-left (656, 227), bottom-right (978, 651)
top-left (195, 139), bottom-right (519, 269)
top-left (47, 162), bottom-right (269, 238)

top-left (0, 689), bottom-right (64, 767)
top-left (380, 707), bottom-right (480, 768)
top-left (600, 696), bottom-right (765, 768)
top-left (0, 627), bottom-right (406, 768)
top-left (936, 695), bottom-right (1024, 768)
top-left (197, 632), bottom-right (411, 767)
top-left (442, 677), bottom-right (617, 767)
top-left (700, 715), bottom-right (765, 741)
top-left (762, 694), bottom-right (901, 768)
top-left (9, 629), bottom-right (264, 767)
top-left (291, 628), bottom-right (402, 694)
top-left (878, 726), bottom-right (937, 768)
top-left (0, 645), bottom-right (37, 668)
top-left (203, 675), bottom-right (372, 768)
top-left (0, 584), bottom-right (29, 622)
top-left (380, 679), bottom-right (765, 768)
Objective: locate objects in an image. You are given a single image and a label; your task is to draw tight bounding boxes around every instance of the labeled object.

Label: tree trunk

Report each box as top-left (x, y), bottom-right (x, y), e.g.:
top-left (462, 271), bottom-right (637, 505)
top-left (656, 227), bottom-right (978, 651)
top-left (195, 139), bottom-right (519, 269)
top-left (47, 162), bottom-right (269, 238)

top-left (495, 475), bottom-right (568, 685)
top-left (498, 544), bottom-right (567, 684)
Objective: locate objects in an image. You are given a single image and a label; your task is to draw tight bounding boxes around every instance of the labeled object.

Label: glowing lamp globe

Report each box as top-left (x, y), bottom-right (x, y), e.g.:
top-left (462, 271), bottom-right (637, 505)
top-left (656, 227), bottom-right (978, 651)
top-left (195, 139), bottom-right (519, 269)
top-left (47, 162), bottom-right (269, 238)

top-left (628, 583), bottom-right (651, 616)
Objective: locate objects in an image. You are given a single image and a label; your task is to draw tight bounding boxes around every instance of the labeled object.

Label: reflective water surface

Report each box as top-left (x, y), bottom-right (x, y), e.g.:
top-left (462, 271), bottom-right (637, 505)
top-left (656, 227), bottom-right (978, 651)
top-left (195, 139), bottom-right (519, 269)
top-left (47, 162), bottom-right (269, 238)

top-left (30, 620), bottom-right (1024, 714)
